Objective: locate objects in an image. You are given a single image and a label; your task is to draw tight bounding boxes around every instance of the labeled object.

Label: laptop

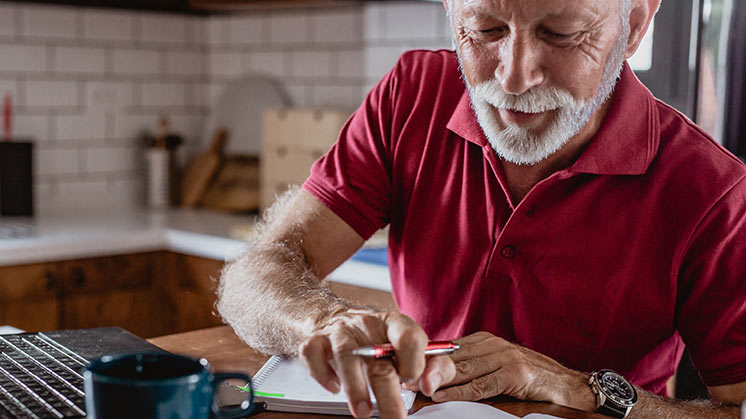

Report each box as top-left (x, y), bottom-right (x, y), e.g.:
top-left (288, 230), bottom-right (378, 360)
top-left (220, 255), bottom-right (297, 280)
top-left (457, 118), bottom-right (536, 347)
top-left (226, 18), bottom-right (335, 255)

top-left (0, 327), bottom-right (166, 419)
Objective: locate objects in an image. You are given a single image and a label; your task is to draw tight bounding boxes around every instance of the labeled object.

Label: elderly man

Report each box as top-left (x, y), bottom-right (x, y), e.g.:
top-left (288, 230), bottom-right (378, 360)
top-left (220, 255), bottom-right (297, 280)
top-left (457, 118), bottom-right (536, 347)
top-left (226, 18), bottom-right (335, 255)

top-left (218, 0), bottom-right (746, 417)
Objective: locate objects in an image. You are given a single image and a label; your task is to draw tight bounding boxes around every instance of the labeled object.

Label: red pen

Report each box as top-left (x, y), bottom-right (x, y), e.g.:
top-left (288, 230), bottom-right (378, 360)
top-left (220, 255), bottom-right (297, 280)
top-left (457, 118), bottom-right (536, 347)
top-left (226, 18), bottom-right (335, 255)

top-left (351, 341), bottom-right (459, 359)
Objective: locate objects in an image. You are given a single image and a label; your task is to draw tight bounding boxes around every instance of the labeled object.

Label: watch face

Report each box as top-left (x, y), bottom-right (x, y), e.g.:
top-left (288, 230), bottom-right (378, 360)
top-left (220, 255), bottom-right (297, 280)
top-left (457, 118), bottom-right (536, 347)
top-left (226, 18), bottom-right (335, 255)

top-left (599, 370), bottom-right (637, 406)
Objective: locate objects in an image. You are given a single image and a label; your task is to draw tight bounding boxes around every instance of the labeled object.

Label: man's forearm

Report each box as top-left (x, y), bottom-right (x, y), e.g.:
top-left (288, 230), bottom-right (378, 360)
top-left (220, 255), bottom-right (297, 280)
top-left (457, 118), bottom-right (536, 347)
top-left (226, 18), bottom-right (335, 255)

top-left (217, 238), bottom-right (359, 356)
top-left (629, 391), bottom-right (740, 419)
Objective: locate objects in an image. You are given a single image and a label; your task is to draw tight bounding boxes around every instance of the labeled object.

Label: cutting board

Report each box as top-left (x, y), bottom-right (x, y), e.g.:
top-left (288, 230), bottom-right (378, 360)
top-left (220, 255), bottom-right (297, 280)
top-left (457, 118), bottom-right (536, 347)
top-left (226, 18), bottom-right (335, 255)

top-left (181, 129), bottom-right (227, 207)
top-left (199, 155), bottom-right (259, 212)
top-left (204, 76), bottom-right (289, 156)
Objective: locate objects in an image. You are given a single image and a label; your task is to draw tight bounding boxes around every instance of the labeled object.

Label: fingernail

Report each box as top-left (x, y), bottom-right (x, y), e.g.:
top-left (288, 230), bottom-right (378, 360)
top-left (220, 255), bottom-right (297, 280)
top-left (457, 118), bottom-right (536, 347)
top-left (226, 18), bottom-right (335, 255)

top-left (355, 401), bottom-right (372, 417)
top-left (327, 379), bottom-right (340, 394)
top-left (433, 390), bottom-right (446, 401)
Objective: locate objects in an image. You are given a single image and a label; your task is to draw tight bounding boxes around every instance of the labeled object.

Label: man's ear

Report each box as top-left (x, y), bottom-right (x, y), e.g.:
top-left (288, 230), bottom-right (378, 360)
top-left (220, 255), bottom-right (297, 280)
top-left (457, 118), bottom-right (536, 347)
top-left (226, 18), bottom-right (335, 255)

top-left (625, 0), bottom-right (661, 58)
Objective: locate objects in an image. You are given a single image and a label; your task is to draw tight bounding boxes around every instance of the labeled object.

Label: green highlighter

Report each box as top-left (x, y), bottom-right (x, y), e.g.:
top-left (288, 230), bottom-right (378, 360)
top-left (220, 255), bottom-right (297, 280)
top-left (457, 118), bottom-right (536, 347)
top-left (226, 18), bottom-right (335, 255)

top-left (237, 384), bottom-right (284, 398)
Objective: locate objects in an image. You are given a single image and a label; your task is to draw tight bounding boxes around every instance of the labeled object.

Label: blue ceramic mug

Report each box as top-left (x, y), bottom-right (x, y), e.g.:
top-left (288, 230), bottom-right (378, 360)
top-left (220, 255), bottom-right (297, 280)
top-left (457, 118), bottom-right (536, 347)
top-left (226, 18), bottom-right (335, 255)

top-left (84, 352), bottom-right (255, 419)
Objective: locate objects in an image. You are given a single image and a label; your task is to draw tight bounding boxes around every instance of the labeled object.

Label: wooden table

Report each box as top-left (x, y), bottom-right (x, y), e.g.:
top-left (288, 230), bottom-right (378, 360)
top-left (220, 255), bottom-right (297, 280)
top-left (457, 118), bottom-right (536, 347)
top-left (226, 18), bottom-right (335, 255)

top-left (149, 326), bottom-right (603, 418)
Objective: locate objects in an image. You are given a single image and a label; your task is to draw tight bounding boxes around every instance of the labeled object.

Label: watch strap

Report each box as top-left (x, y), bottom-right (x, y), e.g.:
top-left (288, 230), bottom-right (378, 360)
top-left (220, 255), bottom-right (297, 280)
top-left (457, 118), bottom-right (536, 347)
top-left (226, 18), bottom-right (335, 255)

top-left (598, 402), bottom-right (629, 418)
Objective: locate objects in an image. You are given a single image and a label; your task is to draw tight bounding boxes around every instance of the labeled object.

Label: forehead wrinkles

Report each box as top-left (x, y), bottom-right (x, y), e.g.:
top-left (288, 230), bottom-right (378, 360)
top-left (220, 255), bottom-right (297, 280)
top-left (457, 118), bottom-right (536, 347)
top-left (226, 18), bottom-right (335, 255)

top-left (454, 0), bottom-right (609, 24)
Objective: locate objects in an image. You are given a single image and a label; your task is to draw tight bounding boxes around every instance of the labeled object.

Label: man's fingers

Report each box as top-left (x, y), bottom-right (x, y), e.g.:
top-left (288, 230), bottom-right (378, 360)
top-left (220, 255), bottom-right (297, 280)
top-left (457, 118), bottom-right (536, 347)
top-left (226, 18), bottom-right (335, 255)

top-left (367, 360), bottom-right (407, 419)
top-left (384, 313), bottom-right (429, 380)
top-left (299, 335), bottom-right (340, 393)
top-left (450, 332), bottom-right (507, 362)
top-left (432, 370), bottom-right (504, 402)
top-left (330, 334), bottom-right (373, 418)
top-left (446, 355), bottom-right (506, 387)
top-left (418, 355), bottom-right (456, 397)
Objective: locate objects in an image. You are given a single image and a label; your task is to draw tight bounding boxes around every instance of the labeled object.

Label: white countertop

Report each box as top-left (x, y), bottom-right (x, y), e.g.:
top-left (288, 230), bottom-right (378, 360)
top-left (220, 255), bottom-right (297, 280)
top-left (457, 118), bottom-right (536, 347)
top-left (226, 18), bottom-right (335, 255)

top-left (0, 209), bottom-right (391, 292)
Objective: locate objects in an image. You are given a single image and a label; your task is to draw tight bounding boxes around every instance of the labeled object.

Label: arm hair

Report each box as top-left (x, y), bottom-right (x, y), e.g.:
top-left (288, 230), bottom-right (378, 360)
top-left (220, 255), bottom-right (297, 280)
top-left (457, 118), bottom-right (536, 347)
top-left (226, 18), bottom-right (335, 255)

top-left (216, 187), bottom-right (365, 356)
top-left (630, 390), bottom-right (741, 418)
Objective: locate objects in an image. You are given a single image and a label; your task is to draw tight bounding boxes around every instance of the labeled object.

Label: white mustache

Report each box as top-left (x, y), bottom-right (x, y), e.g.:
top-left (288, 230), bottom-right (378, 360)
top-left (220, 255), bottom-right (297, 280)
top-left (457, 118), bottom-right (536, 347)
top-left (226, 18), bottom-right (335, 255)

top-left (469, 80), bottom-right (578, 114)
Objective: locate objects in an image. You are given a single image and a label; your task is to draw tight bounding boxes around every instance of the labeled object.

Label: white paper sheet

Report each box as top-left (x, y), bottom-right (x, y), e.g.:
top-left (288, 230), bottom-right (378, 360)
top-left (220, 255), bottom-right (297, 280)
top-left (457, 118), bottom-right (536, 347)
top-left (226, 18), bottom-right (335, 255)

top-left (408, 401), bottom-right (565, 419)
top-left (409, 401), bottom-right (519, 418)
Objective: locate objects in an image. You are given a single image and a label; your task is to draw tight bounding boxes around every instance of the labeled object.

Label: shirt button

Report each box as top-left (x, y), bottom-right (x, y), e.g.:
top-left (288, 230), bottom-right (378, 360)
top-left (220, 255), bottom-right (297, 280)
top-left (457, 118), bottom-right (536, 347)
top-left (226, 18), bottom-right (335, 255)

top-left (526, 206), bottom-right (537, 217)
top-left (501, 245), bottom-right (515, 259)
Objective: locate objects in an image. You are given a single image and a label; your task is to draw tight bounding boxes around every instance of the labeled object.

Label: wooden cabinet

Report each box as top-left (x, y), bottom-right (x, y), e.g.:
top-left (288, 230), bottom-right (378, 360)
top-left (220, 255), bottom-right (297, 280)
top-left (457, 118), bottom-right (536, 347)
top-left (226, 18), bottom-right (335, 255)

top-left (0, 252), bottom-right (395, 339)
top-left (0, 262), bottom-right (62, 331)
top-left (158, 252), bottom-right (225, 334)
top-left (60, 253), bottom-right (161, 338)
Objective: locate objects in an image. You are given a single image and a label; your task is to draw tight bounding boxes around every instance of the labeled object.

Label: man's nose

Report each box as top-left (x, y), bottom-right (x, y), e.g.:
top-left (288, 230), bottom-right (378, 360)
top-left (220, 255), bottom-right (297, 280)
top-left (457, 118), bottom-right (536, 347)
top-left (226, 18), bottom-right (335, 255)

top-left (495, 34), bottom-right (545, 95)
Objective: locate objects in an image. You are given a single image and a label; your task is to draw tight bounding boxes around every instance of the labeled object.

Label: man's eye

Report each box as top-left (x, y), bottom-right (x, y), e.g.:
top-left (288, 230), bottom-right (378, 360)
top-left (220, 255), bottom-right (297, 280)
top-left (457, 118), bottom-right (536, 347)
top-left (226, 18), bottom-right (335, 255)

top-left (478, 26), bottom-right (507, 36)
top-left (540, 27), bottom-right (581, 40)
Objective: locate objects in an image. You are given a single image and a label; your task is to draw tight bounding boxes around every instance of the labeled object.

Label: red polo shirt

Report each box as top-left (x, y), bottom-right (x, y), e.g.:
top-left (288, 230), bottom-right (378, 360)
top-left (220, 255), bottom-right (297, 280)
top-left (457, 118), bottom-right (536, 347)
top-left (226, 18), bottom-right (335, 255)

top-left (303, 50), bottom-right (746, 395)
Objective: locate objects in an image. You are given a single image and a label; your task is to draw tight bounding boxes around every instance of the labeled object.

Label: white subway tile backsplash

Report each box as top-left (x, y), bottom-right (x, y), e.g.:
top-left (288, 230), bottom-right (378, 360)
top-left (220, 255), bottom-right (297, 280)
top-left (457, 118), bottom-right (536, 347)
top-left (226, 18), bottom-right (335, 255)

top-left (140, 82), bottom-right (186, 108)
top-left (56, 113), bottom-right (107, 141)
top-left (269, 14), bottom-right (310, 45)
top-left (14, 114), bottom-right (50, 141)
top-left (205, 16), bottom-right (228, 46)
top-left (0, 4), bottom-right (17, 38)
top-left (227, 15), bottom-right (265, 46)
top-left (55, 46), bottom-right (106, 74)
top-left (364, 45), bottom-right (406, 79)
top-left (337, 49), bottom-right (364, 79)
top-left (384, 2), bottom-right (440, 40)
top-left (205, 82), bottom-right (227, 109)
top-left (0, 43), bottom-right (47, 73)
top-left (112, 48), bottom-right (160, 75)
top-left (87, 145), bottom-right (138, 172)
top-left (167, 51), bottom-right (203, 77)
top-left (0, 79), bottom-right (18, 101)
top-left (9, 0), bottom-right (451, 214)
top-left (42, 178), bottom-right (111, 212)
top-left (363, 4), bottom-right (386, 42)
top-left (36, 146), bottom-right (80, 176)
top-left (311, 82), bottom-right (360, 109)
top-left (86, 81), bottom-right (135, 114)
top-left (111, 177), bottom-right (144, 207)
top-left (22, 4), bottom-right (78, 40)
top-left (244, 51), bottom-right (286, 78)
top-left (139, 14), bottom-right (189, 45)
top-left (208, 51), bottom-right (243, 78)
top-left (25, 80), bottom-right (80, 109)
top-left (313, 10), bottom-right (362, 45)
top-left (113, 114), bottom-right (159, 141)
top-left (283, 82), bottom-right (310, 108)
top-left (83, 10), bottom-right (136, 42)
top-left (289, 50), bottom-right (334, 79)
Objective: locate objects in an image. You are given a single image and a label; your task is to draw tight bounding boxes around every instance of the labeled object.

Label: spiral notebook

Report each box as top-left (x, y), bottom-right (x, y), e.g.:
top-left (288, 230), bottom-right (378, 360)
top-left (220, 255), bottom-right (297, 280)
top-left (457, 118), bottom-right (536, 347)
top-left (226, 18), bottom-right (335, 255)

top-left (244, 355), bottom-right (417, 416)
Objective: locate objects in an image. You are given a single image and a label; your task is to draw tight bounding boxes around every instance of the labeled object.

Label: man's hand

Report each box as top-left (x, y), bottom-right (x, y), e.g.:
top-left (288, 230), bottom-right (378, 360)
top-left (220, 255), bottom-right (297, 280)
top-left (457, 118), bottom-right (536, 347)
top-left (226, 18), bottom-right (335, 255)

top-left (298, 310), bottom-right (429, 419)
top-left (406, 331), bottom-right (597, 411)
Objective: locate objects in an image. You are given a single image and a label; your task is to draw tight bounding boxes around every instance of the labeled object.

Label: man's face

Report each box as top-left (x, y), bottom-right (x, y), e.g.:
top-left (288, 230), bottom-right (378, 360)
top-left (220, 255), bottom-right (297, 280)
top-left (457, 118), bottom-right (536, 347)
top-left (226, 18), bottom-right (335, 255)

top-left (450, 0), bottom-right (630, 165)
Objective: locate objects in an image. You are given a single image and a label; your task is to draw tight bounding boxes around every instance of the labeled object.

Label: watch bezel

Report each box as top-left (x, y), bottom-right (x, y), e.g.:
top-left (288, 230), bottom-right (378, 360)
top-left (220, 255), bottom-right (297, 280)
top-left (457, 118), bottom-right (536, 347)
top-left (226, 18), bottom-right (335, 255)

top-left (595, 369), bottom-right (638, 407)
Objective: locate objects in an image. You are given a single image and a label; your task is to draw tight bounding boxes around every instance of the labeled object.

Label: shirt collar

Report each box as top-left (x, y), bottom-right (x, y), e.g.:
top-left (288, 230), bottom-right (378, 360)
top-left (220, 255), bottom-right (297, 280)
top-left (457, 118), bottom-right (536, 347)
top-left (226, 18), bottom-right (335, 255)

top-left (446, 62), bottom-right (660, 176)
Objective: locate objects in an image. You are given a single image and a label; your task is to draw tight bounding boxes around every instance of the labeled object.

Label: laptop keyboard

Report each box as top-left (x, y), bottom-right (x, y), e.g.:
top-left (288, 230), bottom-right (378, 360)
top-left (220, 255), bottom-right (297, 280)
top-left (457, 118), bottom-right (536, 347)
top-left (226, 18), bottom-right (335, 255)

top-left (0, 333), bottom-right (87, 419)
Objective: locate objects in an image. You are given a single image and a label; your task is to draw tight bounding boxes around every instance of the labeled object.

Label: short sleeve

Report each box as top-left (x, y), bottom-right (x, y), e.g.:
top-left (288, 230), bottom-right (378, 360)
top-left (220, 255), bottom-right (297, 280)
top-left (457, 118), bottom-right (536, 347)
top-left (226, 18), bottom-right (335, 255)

top-left (302, 61), bottom-right (400, 240)
top-left (676, 176), bottom-right (746, 386)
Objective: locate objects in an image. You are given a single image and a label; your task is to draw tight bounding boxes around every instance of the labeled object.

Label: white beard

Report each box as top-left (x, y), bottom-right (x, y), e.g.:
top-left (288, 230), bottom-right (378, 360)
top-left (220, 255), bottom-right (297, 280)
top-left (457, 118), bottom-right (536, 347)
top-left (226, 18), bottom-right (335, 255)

top-left (461, 25), bottom-right (629, 165)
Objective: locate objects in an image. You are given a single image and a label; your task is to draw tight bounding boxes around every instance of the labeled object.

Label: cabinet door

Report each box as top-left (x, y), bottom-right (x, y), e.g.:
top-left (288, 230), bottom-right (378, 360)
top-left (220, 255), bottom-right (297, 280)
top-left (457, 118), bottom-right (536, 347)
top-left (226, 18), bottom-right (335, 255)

top-left (60, 253), bottom-right (161, 338)
top-left (0, 263), bottom-right (62, 331)
top-left (160, 252), bottom-right (225, 334)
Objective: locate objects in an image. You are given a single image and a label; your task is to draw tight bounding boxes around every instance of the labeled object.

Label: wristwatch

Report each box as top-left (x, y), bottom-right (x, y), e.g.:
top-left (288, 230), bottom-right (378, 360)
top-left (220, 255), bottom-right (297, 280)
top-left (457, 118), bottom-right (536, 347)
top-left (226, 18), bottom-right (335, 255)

top-left (588, 369), bottom-right (638, 418)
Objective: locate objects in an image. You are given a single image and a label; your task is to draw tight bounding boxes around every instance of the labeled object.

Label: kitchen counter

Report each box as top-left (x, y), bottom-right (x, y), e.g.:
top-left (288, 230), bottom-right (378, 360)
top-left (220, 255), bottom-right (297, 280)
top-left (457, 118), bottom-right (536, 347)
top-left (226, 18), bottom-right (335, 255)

top-left (0, 209), bottom-right (391, 292)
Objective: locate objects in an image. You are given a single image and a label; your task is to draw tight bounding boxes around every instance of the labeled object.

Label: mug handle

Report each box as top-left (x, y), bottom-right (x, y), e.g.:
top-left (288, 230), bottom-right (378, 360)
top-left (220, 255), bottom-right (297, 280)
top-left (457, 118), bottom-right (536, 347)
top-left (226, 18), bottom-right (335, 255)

top-left (212, 372), bottom-right (258, 418)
